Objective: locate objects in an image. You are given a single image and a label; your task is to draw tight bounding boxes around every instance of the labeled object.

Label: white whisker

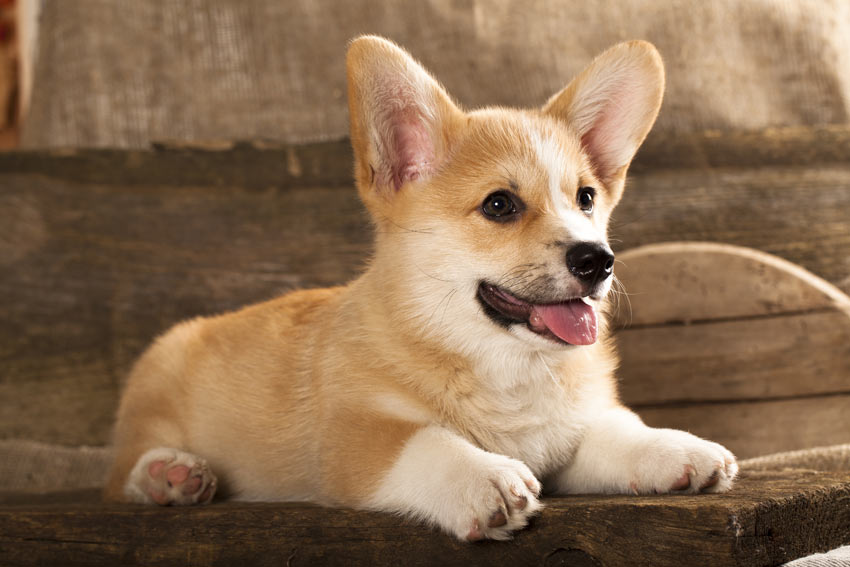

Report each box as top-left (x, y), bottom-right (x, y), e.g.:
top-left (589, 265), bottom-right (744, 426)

top-left (537, 351), bottom-right (562, 387)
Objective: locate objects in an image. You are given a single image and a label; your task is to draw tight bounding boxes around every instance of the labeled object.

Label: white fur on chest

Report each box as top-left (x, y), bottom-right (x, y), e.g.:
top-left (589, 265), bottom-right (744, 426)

top-left (453, 350), bottom-right (598, 477)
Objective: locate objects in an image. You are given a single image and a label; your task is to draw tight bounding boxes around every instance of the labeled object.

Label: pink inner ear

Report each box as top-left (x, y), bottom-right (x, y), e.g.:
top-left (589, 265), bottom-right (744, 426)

top-left (389, 114), bottom-right (435, 191)
top-left (578, 73), bottom-right (648, 183)
top-left (580, 108), bottom-right (623, 182)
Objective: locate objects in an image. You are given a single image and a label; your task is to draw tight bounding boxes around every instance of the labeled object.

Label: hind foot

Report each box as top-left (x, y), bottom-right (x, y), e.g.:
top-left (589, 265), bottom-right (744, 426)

top-left (124, 447), bottom-right (217, 505)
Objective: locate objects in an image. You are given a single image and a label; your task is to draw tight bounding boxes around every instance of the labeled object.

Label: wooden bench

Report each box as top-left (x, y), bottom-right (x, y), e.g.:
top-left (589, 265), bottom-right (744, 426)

top-left (1, 127), bottom-right (850, 565)
top-left (2, 470), bottom-right (849, 567)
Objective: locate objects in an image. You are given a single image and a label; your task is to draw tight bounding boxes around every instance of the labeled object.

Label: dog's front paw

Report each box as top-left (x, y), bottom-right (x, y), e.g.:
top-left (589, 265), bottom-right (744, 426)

top-left (369, 427), bottom-right (542, 541)
top-left (630, 429), bottom-right (738, 494)
top-left (450, 454), bottom-right (543, 542)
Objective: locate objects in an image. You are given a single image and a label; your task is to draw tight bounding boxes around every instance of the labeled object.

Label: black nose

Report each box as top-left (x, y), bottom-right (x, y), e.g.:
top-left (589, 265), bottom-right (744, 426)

top-left (566, 242), bottom-right (615, 287)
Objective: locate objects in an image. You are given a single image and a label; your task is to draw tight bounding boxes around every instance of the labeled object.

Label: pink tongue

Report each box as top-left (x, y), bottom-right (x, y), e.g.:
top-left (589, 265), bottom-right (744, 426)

top-left (531, 301), bottom-right (597, 345)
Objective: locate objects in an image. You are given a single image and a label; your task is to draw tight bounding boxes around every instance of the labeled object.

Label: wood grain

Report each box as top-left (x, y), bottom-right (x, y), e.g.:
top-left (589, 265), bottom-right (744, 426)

top-left (611, 165), bottom-right (850, 293)
top-left (3, 125), bottom-right (850, 187)
top-left (612, 242), bottom-right (850, 450)
top-left (634, 124), bottom-right (850, 171)
top-left (0, 140), bottom-right (357, 189)
top-left (617, 310), bottom-right (850, 405)
top-left (0, 175), bottom-right (370, 445)
top-left (1, 471), bottom-right (848, 567)
top-left (2, 147), bottom-right (849, 296)
top-left (636, 395), bottom-right (850, 459)
top-left (612, 242), bottom-right (850, 327)
top-left (1, 132), bottom-right (849, 445)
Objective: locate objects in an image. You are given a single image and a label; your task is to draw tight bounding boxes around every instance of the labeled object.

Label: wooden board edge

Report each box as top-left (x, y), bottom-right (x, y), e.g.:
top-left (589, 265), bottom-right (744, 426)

top-left (614, 241), bottom-right (850, 327)
top-left (1, 472), bottom-right (848, 567)
top-left (3, 125), bottom-right (850, 188)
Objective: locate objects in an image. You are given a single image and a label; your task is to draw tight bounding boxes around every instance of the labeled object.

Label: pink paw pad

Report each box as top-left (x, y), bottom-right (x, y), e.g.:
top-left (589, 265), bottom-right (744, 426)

top-left (466, 519), bottom-right (484, 542)
top-left (165, 464), bottom-right (190, 485)
top-left (148, 460), bottom-right (166, 478)
top-left (145, 459), bottom-right (215, 505)
top-left (670, 465), bottom-right (695, 491)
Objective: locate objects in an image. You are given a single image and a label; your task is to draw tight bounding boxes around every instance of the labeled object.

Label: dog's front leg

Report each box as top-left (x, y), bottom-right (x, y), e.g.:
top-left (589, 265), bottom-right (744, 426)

top-left (365, 424), bottom-right (542, 541)
top-left (552, 407), bottom-right (738, 495)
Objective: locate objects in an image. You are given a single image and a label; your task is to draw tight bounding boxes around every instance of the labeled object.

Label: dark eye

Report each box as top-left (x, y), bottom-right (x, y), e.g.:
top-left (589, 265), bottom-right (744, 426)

top-left (481, 191), bottom-right (520, 221)
top-left (577, 187), bottom-right (595, 213)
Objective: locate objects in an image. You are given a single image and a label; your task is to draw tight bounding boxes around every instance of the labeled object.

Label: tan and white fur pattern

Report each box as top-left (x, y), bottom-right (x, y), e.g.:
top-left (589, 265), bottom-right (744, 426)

top-left (105, 36), bottom-right (737, 541)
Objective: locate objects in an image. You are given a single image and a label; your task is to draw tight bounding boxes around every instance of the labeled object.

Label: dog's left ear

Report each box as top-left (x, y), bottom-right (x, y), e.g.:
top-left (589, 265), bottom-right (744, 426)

top-left (346, 36), bottom-right (463, 212)
top-left (543, 41), bottom-right (664, 194)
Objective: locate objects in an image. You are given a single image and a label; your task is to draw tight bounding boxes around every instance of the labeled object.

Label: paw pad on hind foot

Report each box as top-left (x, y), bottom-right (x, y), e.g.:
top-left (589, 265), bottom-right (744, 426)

top-left (146, 458), bottom-right (216, 506)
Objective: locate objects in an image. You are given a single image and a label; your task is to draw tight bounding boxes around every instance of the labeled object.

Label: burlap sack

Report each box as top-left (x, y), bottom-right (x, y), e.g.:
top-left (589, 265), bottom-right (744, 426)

top-left (21, 0), bottom-right (850, 148)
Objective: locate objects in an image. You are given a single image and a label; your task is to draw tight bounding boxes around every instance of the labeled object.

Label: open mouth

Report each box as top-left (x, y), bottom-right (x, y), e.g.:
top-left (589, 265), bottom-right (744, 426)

top-left (476, 282), bottom-right (598, 346)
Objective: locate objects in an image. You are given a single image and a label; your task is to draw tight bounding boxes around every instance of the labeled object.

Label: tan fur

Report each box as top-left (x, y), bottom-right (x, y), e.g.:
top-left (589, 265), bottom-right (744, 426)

top-left (106, 39), bottom-right (650, 498)
top-left (106, 36), bottom-right (734, 541)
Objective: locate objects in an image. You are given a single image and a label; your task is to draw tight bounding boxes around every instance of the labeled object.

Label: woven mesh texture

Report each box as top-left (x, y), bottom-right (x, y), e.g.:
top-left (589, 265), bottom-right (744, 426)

top-left (21, 0), bottom-right (850, 148)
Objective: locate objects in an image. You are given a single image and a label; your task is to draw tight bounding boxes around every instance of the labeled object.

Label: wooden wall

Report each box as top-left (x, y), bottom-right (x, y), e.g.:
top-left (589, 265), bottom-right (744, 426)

top-left (1, 127), bottom-right (849, 456)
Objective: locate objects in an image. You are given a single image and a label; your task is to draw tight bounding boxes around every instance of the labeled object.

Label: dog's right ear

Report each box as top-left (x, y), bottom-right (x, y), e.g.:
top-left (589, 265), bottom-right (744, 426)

top-left (347, 36), bottom-right (463, 212)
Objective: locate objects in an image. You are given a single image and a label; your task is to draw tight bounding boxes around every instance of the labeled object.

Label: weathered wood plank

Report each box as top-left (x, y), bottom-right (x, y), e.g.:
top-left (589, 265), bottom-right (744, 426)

top-left (612, 242), bottom-right (850, 327)
top-left (611, 165), bottom-right (850, 293)
top-left (0, 175), bottom-right (371, 445)
top-left (0, 140), bottom-right (356, 189)
top-left (636, 395), bottom-right (850, 459)
top-left (2, 126), bottom-right (850, 188)
top-left (1, 147), bottom-right (850, 445)
top-left (1, 471), bottom-right (848, 567)
top-left (634, 125), bottom-right (850, 171)
top-left (2, 154), bottom-right (848, 296)
top-left (617, 310), bottom-right (850, 406)
top-left (611, 242), bottom-right (850, 454)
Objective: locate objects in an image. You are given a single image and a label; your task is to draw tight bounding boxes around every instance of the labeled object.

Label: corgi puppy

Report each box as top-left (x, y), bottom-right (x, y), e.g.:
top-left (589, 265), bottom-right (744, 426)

top-left (105, 36), bottom-right (738, 541)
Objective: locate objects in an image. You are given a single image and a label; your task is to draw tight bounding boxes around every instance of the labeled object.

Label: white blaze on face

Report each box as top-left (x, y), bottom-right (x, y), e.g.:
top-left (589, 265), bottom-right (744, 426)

top-left (523, 119), bottom-right (599, 244)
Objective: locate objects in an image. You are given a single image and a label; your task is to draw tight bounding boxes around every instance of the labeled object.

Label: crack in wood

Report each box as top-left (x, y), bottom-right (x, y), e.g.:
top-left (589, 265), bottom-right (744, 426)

top-left (615, 306), bottom-right (839, 331)
top-left (632, 390), bottom-right (850, 410)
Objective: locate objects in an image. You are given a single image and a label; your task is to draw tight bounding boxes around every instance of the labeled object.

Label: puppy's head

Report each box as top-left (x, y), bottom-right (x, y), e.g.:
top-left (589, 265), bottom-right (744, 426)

top-left (347, 37), bottom-right (663, 354)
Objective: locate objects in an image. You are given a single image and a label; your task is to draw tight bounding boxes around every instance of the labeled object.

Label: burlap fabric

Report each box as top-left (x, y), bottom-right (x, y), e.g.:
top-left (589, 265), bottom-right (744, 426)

top-left (742, 443), bottom-right (850, 472)
top-left (0, 440), bottom-right (111, 493)
top-left (21, 0), bottom-right (850, 149)
top-left (786, 547), bottom-right (850, 567)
